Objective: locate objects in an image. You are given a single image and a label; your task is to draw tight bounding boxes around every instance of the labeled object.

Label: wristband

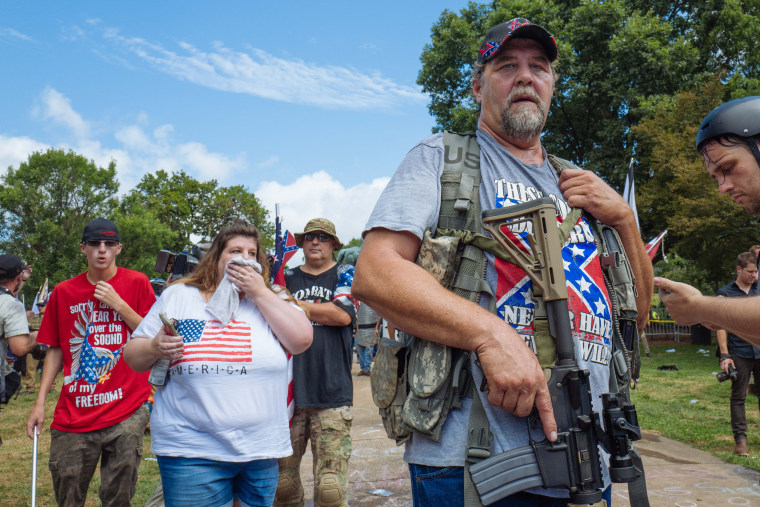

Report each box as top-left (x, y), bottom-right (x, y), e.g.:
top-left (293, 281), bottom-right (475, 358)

top-left (720, 354), bottom-right (732, 362)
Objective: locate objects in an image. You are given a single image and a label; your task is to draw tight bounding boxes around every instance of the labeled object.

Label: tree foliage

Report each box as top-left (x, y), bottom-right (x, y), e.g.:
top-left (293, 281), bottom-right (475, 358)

top-left (635, 76), bottom-right (760, 288)
top-left (0, 149), bottom-right (120, 301)
top-left (420, 1), bottom-right (760, 288)
top-left (120, 170), bottom-right (273, 253)
top-left (0, 153), bottom-right (274, 304)
top-left (418, 0), bottom-right (760, 187)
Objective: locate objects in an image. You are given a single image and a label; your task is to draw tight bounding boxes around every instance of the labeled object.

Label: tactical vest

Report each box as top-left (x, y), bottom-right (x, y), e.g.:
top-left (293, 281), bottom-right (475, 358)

top-left (370, 131), bottom-right (641, 445)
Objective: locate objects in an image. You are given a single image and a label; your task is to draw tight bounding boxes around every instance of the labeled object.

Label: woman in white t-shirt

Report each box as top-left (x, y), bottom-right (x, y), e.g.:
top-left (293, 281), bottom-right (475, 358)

top-left (125, 221), bottom-right (312, 507)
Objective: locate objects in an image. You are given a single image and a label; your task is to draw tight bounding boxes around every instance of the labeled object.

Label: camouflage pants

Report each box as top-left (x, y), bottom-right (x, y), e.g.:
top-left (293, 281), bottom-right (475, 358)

top-left (274, 406), bottom-right (353, 507)
top-left (49, 404), bottom-right (149, 507)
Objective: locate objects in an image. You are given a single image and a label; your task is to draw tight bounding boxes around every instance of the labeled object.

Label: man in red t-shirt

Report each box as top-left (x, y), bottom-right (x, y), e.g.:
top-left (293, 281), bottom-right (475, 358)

top-left (26, 218), bottom-right (156, 507)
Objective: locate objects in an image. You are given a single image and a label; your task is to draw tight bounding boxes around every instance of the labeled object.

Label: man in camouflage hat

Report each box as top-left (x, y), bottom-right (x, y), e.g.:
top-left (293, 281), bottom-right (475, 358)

top-left (275, 218), bottom-right (356, 507)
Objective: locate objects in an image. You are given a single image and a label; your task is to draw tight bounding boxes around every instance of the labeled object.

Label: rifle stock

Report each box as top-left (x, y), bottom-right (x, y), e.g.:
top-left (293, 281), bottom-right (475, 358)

top-left (472, 197), bottom-right (641, 506)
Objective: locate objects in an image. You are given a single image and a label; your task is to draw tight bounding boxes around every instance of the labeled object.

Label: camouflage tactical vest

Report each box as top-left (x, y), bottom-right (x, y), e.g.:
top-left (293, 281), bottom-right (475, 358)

top-left (370, 132), bottom-right (640, 445)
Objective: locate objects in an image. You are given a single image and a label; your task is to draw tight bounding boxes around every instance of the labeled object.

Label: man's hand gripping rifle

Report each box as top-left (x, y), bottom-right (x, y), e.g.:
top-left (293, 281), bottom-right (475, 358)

top-left (470, 197), bottom-right (642, 506)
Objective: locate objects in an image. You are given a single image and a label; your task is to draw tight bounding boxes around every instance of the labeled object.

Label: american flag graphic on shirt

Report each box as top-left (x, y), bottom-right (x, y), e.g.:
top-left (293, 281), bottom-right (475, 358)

top-left (173, 319), bottom-right (253, 365)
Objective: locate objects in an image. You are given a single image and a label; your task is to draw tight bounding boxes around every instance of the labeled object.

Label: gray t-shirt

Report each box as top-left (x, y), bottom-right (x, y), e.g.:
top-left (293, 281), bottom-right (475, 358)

top-left (365, 129), bottom-right (613, 492)
top-left (1, 291), bottom-right (29, 342)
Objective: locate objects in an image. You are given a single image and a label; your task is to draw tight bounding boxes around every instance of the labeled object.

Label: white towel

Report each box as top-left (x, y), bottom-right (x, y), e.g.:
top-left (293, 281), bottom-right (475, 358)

top-left (206, 257), bottom-right (262, 325)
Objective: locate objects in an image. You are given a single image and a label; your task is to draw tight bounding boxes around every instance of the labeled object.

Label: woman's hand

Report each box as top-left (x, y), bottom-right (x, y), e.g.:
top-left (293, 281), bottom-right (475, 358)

top-left (227, 263), bottom-right (267, 300)
top-left (151, 325), bottom-right (184, 360)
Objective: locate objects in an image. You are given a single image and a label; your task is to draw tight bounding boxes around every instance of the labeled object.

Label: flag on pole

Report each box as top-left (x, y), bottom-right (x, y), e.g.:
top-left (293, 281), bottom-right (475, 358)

top-left (32, 278), bottom-right (49, 314)
top-left (271, 204), bottom-right (298, 425)
top-left (645, 231), bottom-right (668, 261)
top-left (272, 208), bottom-right (298, 287)
top-left (622, 158), bottom-right (640, 231)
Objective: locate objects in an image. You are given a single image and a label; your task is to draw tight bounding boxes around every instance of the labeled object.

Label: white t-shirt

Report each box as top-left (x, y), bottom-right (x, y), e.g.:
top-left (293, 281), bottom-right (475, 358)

top-left (133, 283), bottom-right (299, 462)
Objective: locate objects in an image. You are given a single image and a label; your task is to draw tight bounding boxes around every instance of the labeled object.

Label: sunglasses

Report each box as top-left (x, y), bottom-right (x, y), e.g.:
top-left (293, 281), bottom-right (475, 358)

top-left (304, 232), bottom-right (333, 243)
top-left (85, 240), bottom-right (119, 248)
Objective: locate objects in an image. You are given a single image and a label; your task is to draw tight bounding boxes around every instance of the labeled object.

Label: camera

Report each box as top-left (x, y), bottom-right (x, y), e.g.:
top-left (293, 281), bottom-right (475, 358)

top-left (154, 244), bottom-right (208, 281)
top-left (717, 363), bottom-right (737, 382)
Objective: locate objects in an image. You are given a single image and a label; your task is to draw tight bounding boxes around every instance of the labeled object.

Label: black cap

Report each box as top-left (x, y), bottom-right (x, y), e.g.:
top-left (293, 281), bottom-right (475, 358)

top-left (696, 96), bottom-right (760, 150)
top-left (477, 18), bottom-right (557, 65)
top-left (81, 218), bottom-right (120, 243)
top-left (0, 254), bottom-right (24, 279)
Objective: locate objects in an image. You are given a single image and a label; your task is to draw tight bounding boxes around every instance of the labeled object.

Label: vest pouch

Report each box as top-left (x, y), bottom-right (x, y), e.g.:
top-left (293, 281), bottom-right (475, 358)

top-left (371, 337), bottom-right (411, 444)
top-left (401, 336), bottom-right (454, 442)
top-left (416, 229), bottom-right (462, 288)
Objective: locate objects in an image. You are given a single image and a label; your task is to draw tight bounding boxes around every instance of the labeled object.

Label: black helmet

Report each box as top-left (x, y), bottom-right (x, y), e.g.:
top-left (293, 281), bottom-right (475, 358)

top-left (696, 96), bottom-right (760, 150)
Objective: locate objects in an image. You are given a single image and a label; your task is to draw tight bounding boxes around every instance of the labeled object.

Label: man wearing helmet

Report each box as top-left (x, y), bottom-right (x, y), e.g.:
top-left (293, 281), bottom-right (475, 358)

top-left (657, 96), bottom-right (760, 341)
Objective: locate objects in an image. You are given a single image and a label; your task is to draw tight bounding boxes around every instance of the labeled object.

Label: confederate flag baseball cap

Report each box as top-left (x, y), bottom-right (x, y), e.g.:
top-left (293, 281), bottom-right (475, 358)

top-left (477, 18), bottom-right (558, 65)
top-left (81, 218), bottom-right (121, 244)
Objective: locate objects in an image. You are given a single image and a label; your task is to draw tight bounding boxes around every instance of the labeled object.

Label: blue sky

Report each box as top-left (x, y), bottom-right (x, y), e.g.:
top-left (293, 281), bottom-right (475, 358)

top-left (1, 0), bottom-right (473, 263)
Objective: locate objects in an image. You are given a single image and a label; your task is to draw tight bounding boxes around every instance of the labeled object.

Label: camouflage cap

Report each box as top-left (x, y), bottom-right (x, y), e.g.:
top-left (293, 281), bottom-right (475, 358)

top-left (294, 218), bottom-right (343, 250)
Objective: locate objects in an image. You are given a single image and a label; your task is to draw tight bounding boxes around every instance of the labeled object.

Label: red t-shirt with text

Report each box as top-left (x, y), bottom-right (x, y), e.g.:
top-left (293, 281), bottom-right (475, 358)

top-left (37, 268), bottom-right (156, 432)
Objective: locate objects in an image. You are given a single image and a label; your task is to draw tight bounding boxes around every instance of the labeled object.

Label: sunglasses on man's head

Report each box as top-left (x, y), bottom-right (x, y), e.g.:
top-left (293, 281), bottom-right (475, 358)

top-left (85, 240), bottom-right (119, 248)
top-left (304, 232), bottom-right (333, 243)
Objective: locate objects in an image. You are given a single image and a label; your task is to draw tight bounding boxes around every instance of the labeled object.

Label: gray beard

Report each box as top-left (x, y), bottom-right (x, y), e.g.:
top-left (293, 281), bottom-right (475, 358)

top-left (500, 102), bottom-right (546, 141)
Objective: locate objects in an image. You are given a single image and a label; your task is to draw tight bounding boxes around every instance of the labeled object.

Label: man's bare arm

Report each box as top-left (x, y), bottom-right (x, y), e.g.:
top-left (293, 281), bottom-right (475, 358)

top-left (608, 218), bottom-right (654, 330)
top-left (716, 329), bottom-right (735, 373)
top-left (353, 228), bottom-right (557, 440)
top-left (559, 168), bottom-right (653, 329)
top-left (300, 301), bottom-right (352, 327)
top-left (27, 346), bottom-right (63, 438)
top-left (7, 333), bottom-right (34, 356)
top-left (656, 277), bottom-right (760, 342)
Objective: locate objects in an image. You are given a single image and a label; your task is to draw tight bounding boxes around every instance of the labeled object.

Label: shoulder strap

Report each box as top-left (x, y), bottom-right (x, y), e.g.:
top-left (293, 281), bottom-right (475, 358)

top-left (439, 131), bottom-right (482, 232)
top-left (440, 132), bottom-right (489, 506)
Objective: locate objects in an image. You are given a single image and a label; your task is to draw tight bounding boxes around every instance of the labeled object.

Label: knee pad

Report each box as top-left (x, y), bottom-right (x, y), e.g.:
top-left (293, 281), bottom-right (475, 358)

top-left (274, 472), bottom-right (303, 506)
top-left (316, 472), bottom-right (344, 506)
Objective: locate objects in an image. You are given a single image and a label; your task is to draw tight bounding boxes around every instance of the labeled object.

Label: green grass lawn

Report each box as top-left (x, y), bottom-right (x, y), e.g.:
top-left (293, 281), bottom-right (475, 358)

top-left (633, 342), bottom-right (760, 471)
top-left (0, 374), bottom-right (160, 506)
top-left (2, 341), bottom-right (759, 505)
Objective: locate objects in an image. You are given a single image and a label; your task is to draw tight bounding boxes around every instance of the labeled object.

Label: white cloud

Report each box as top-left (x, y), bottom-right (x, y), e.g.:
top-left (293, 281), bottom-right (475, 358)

top-left (0, 135), bottom-right (49, 174)
top-left (3, 88), bottom-right (246, 190)
top-left (36, 87), bottom-right (90, 140)
top-left (257, 156), bottom-right (279, 168)
top-left (0, 28), bottom-right (35, 43)
top-left (100, 29), bottom-right (425, 110)
top-left (256, 171), bottom-right (389, 265)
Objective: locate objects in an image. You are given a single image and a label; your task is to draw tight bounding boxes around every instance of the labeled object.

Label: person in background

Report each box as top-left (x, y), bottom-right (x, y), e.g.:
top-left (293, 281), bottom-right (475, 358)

top-left (276, 218), bottom-right (356, 507)
top-left (715, 251), bottom-right (760, 456)
top-left (26, 218), bottom-right (155, 507)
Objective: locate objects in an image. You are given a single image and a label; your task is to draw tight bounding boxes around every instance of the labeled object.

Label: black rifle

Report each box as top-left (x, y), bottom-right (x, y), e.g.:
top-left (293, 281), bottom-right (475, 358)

top-left (470, 197), bottom-right (643, 506)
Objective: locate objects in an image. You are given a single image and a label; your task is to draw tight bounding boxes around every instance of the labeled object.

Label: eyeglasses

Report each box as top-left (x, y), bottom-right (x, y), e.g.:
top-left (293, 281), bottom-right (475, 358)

top-left (304, 232), bottom-right (333, 243)
top-left (85, 240), bottom-right (119, 248)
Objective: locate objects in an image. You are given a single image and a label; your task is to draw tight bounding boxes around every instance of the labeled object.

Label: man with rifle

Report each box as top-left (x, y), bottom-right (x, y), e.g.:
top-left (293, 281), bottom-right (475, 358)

top-left (353, 17), bottom-right (652, 506)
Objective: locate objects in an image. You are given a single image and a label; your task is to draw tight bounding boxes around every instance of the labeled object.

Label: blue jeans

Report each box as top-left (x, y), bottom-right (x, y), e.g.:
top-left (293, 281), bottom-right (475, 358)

top-left (356, 344), bottom-right (373, 371)
top-left (158, 456), bottom-right (278, 507)
top-left (408, 464), bottom-right (612, 506)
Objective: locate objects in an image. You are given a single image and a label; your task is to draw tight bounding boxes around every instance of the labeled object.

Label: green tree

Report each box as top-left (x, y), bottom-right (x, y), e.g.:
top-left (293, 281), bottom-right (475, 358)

top-left (0, 149), bottom-right (120, 301)
top-left (121, 170), bottom-right (274, 252)
top-left (198, 185), bottom-right (274, 247)
top-left (113, 207), bottom-right (178, 279)
top-left (635, 77), bottom-right (760, 288)
top-left (418, 0), bottom-right (760, 187)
